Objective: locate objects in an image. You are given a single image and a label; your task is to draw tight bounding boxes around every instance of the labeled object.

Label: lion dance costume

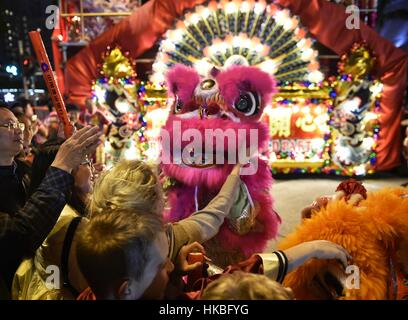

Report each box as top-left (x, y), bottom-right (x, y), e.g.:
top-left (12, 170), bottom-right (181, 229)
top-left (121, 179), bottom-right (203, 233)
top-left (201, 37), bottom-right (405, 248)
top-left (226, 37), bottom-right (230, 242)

top-left (161, 62), bottom-right (280, 265)
top-left (280, 181), bottom-right (408, 300)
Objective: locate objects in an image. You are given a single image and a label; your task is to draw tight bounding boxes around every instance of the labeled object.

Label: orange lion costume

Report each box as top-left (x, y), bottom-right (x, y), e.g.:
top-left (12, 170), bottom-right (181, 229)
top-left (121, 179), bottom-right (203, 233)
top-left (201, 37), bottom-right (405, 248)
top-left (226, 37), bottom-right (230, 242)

top-left (279, 183), bottom-right (408, 300)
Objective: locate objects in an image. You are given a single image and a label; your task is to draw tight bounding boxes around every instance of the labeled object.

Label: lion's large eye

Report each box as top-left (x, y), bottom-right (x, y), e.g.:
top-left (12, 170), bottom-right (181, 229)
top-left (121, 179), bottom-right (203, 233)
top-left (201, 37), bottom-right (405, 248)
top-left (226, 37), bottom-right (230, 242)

top-left (174, 95), bottom-right (183, 114)
top-left (233, 91), bottom-right (260, 116)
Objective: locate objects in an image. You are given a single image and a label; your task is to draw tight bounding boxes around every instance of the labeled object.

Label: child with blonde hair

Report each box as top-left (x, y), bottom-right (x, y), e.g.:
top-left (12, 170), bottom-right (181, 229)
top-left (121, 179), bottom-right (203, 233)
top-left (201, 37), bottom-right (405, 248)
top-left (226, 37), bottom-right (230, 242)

top-left (201, 271), bottom-right (294, 300)
top-left (76, 210), bottom-right (171, 300)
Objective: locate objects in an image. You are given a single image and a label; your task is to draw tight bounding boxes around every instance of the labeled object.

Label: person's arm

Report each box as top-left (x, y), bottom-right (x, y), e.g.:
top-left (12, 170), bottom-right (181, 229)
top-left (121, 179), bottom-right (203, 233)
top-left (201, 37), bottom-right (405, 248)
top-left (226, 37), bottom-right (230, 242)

top-left (258, 240), bottom-right (352, 283)
top-left (0, 166), bottom-right (74, 296)
top-left (171, 165), bottom-right (241, 247)
top-left (0, 125), bottom-right (101, 253)
top-left (0, 167), bottom-right (73, 256)
top-left (0, 125), bottom-right (101, 296)
top-left (178, 241), bottom-right (350, 283)
top-left (171, 240), bottom-right (350, 282)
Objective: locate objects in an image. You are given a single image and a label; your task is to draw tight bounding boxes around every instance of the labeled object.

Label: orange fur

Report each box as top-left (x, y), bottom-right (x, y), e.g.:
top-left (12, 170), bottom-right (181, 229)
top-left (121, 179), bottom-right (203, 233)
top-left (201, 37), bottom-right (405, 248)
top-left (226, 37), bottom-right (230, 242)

top-left (278, 187), bottom-right (408, 300)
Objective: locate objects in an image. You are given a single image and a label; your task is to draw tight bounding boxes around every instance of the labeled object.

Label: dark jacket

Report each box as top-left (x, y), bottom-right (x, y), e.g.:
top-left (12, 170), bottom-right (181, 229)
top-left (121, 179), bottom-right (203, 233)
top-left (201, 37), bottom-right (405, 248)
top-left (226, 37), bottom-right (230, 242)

top-left (0, 166), bottom-right (73, 299)
top-left (0, 160), bottom-right (31, 216)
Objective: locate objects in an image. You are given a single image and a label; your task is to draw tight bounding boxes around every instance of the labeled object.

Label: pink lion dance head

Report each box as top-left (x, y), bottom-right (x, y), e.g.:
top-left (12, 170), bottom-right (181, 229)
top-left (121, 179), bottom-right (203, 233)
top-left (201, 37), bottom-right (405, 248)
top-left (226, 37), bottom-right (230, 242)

top-left (161, 62), bottom-right (281, 265)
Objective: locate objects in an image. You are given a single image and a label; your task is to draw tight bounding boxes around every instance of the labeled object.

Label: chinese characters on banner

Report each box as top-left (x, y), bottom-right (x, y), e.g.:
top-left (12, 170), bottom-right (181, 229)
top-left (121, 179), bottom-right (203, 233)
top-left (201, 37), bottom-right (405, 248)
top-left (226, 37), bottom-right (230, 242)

top-left (263, 98), bottom-right (331, 173)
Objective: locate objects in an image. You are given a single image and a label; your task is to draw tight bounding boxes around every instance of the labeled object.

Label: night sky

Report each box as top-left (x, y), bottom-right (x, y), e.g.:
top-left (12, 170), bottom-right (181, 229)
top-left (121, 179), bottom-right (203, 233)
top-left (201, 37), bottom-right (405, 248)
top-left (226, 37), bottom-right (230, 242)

top-left (0, 0), bottom-right (58, 88)
top-left (0, 0), bottom-right (57, 60)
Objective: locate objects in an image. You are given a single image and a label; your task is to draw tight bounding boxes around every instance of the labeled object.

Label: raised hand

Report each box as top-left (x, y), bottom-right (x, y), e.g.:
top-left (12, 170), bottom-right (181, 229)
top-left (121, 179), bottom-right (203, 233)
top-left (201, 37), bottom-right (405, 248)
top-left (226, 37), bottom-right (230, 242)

top-left (51, 126), bottom-right (102, 174)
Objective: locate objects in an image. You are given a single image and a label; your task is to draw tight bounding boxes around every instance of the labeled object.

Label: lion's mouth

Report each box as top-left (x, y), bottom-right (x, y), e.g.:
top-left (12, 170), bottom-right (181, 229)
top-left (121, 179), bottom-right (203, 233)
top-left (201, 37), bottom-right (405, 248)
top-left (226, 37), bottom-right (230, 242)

top-left (175, 101), bottom-right (241, 123)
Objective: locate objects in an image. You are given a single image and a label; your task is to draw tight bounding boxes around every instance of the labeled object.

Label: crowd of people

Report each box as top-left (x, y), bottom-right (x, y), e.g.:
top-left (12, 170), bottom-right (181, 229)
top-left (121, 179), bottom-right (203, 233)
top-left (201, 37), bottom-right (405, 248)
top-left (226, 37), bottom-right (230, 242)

top-left (0, 96), bottom-right (353, 300)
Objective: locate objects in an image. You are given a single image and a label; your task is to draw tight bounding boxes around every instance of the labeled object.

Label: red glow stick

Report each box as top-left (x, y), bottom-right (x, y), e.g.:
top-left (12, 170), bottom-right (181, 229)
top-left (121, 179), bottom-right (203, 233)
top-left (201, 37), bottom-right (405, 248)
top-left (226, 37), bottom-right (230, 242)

top-left (29, 30), bottom-right (74, 138)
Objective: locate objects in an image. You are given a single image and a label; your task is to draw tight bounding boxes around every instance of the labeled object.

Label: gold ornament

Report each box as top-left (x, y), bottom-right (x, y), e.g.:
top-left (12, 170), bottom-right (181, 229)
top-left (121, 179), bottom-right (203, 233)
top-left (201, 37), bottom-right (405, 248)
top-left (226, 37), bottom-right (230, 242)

top-left (340, 43), bottom-right (374, 80)
top-left (142, 82), bottom-right (168, 102)
top-left (102, 47), bottom-right (136, 79)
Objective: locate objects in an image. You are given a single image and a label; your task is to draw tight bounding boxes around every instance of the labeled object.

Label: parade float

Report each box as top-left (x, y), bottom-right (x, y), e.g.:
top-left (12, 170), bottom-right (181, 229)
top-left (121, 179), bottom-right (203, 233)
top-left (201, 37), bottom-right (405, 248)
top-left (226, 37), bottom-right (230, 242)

top-left (56, 0), bottom-right (407, 176)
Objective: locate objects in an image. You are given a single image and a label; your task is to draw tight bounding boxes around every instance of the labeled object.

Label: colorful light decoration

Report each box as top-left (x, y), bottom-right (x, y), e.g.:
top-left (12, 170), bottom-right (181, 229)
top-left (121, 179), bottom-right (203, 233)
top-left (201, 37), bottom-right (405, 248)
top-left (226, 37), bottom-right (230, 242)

top-left (323, 43), bottom-right (383, 175)
top-left (265, 43), bottom-right (381, 176)
top-left (151, 1), bottom-right (323, 85)
top-left (322, 43), bottom-right (381, 176)
top-left (134, 81), bottom-right (170, 162)
top-left (92, 46), bottom-right (147, 166)
top-left (263, 82), bottom-right (332, 175)
top-left (95, 79), bottom-right (170, 166)
top-left (89, 3), bottom-right (381, 176)
top-left (147, 1), bottom-right (383, 176)
top-left (143, 106), bottom-right (170, 162)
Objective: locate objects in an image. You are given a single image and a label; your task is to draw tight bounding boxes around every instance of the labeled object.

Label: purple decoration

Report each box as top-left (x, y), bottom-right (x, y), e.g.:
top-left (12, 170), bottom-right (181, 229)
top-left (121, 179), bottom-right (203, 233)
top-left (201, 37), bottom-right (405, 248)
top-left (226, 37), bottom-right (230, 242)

top-left (40, 63), bottom-right (49, 72)
top-left (81, 0), bottom-right (141, 41)
top-left (369, 12), bottom-right (377, 28)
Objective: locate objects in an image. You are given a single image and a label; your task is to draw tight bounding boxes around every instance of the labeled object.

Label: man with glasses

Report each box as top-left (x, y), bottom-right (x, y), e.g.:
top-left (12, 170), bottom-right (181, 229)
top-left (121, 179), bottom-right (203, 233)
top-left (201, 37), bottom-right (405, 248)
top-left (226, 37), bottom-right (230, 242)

top-left (0, 122), bottom-right (25, 130)
top-left (0, 105), bottom-right (28, 215)
top-left (0, 108), bottom-right (102, 298)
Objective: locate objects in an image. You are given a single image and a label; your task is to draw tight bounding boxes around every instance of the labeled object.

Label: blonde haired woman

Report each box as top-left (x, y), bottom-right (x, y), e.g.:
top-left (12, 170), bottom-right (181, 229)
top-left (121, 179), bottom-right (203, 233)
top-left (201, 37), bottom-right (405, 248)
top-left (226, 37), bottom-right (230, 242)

top-left (90, 159), bottom-right (243, 262)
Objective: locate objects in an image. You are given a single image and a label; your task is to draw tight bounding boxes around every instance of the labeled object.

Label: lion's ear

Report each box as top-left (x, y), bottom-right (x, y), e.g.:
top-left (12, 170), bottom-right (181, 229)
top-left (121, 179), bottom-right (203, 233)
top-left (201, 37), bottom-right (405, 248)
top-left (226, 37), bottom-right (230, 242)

top-left (166, 64), bottom-right (200, 102)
